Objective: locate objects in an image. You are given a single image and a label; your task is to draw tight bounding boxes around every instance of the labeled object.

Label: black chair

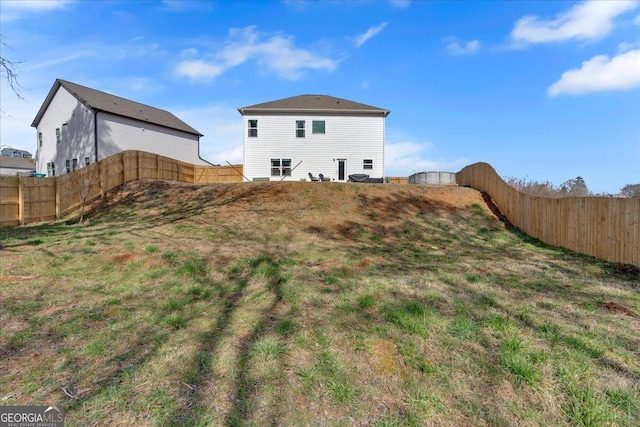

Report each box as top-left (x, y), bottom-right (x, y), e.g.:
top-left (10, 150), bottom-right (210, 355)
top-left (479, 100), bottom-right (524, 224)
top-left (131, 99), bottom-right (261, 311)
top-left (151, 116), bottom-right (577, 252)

top-left (319, 173), bottom-right (330, 182)
top-left (309, 172), bottom-right (319, 182)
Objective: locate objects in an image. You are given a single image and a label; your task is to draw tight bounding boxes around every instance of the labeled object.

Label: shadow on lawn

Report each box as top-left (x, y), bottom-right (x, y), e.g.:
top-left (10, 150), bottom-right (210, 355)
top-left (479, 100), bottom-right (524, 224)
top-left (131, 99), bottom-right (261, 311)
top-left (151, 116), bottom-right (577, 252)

top-left (161, 247), bottom-right (292, 426)
top-left (0, 181), bottom-right (283, 251)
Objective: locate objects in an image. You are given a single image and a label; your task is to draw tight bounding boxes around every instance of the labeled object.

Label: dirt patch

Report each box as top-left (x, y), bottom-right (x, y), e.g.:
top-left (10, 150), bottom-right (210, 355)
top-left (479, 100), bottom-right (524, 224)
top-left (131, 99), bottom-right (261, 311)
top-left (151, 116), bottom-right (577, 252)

top-left (111, 252), bottom-right (136, 264)
top-left (599, 302), bottom-right (638, 318)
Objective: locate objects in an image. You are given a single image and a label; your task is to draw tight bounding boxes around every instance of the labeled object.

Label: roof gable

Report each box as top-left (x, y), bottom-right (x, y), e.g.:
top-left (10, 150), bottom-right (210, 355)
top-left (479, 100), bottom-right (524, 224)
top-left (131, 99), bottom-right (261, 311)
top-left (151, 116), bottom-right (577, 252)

top-left (32, 79), bottom-right (202, 136)
top-left (238, 94), bottom-right (390, 117)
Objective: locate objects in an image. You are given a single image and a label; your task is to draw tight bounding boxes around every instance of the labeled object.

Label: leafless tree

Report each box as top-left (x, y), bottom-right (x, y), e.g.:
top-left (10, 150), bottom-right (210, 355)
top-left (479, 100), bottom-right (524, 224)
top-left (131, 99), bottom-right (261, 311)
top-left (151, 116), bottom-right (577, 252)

top-left (72, 164), bottom-right (100, 224)
top-left (0, 36), bottom-right (23, 100)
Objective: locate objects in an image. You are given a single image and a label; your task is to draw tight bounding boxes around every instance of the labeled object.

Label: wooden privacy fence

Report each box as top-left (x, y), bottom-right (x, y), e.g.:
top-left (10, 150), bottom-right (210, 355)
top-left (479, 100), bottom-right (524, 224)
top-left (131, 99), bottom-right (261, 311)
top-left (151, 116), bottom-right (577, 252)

top-left (457, 162), bottom-right (639, 267)
top-left (0, 150), bottom-right (243, 226)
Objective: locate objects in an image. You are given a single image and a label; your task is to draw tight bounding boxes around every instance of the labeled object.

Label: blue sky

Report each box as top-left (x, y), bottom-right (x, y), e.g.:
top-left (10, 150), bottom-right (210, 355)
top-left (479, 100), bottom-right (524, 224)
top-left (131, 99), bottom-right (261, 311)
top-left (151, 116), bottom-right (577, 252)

top-left (1, 0), bottom-right (639, 194)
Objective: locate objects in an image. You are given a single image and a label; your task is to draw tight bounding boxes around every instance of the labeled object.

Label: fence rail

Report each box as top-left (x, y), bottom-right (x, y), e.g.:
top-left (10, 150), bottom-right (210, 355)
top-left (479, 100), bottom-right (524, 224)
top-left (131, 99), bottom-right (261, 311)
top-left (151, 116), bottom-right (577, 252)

top-left (0, 151), bottom-right (243, 226)
top-left (457, 162), bottom-right (639, 267)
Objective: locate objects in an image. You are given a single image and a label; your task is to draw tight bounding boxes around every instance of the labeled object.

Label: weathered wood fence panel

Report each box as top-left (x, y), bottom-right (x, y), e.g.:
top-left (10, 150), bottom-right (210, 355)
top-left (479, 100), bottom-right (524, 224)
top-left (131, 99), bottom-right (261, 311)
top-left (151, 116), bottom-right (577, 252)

top-left (0, 150), bottom-right (244, 226)
top-left (457, 162), bottom-right (639, 266)
top-left (0, 177), bottom-right (20, 226)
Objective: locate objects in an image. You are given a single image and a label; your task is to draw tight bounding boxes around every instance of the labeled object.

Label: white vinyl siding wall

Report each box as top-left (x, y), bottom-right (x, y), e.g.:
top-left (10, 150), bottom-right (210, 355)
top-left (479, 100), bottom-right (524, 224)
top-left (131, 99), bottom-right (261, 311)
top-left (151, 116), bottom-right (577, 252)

top-left (35, 86), bottom-right (95, 175)
top-left (243, 114), bottom-right (384, 181)
top-left (97, 113), bottom-right (207, 165)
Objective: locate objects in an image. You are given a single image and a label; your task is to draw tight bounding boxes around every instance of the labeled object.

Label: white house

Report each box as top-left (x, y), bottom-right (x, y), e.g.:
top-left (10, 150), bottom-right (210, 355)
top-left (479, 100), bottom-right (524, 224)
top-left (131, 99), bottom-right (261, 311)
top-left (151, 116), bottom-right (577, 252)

top-left (32, 79), bottom-right (210, 177)
top-left (0, 145), bottom-right (33, 159)
top-left (0, 156), bottom-right (36, 176)
top-left (238, 95), bottom-right (390, 182)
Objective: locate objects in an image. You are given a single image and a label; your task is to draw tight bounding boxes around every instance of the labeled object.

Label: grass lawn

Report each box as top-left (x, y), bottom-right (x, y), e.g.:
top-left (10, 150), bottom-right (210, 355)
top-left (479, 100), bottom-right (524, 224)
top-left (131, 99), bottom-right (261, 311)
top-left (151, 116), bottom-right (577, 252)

top-left (1, 180), bottom-right (638, 426)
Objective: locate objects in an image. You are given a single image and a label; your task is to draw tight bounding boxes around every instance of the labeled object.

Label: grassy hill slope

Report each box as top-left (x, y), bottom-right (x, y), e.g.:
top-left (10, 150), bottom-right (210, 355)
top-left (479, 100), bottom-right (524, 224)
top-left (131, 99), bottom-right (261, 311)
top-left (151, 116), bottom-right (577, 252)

top-left (1, 181), bottom-right (639, 426)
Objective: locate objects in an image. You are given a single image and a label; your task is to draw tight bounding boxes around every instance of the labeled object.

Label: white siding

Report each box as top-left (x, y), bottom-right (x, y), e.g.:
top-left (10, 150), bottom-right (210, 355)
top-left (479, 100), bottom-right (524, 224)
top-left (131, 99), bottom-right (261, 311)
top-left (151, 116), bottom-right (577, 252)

top-left (97, 113), bottom-right (207, 165)
top-left (243, 114), bottom-right (384, 181)
top-left (35, 86), bottom-right (95, 175)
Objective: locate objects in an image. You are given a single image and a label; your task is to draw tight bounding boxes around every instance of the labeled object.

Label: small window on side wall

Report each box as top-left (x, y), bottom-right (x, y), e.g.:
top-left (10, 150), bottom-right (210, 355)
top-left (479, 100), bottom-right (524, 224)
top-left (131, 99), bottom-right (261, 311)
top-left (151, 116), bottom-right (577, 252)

top-left (85, 157), bottom-right (90, 166)
top-left (248, 120), bottom-right (258, 137)
top-left (38, 132), bottom-right (43, 147)
top-left (363, 159), bottom-right (373, 170)
top-left (296, 120), bottom-right (305, 138)
top-left (56, 128), bottom-right (61, 144)
top-left (65, 160), bottom-right (71, 173)
top-left (312, 120), bottom-right (325, 134)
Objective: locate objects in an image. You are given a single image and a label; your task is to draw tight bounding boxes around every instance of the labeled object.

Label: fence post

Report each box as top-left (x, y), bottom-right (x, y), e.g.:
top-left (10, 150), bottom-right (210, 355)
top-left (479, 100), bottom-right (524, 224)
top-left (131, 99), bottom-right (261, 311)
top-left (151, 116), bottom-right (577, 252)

top-left (18, 176), bottom-right (24, 226)
top-left (55, 177), bottom-right (61, 219)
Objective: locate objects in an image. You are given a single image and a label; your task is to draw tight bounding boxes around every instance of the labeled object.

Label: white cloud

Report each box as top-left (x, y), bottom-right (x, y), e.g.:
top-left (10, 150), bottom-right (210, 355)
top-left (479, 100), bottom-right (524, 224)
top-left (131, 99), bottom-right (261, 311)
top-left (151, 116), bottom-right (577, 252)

top-left (175, 26), bottom-right (337, 81)
top-left (446, 39), bottom-right (480, 56)
top-left (389, 0), bottom-right (410, 8)
top-left (0, 0), bottom-right (73, 21)
top-left (635, 14), bottom-right (640, 25)
top-left (511, 0), bottom-right (639, 44)
top-left (24, 51), bottom-right (90, 72)
top-left (1, 0), bottom-right (73, 11)
top-left (548, 49), bottom-right (640, 96)
top-left (353, 23), bottom-right (388, 48)
top-left (175, 60), bottom-right (225, 80)
top-left (618, 40), bottom-right (640, 53)
top-left (384, 140), bottom-right (467, 176)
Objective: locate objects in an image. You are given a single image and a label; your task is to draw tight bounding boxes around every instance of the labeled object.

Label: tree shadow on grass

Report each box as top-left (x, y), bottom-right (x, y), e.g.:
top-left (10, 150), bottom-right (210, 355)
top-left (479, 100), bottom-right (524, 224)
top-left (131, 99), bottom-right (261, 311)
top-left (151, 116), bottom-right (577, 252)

top-left (161, 246), bottom-right (292, 426)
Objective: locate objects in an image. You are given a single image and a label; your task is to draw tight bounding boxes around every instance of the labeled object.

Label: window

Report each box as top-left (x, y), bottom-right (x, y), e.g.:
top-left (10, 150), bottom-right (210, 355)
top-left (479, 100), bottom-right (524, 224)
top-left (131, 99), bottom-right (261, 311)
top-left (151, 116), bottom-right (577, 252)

top-left (248, 120), bottom-right (258, 137)
top-left (312, 120), bottom-right (325, 134)
top-left (38, 132), bottom-right (42, 147)
top-left (65, 160), bottom-right (71, 174)
top-left (85, 157), bottom-right (90, 166)
top-left (363, 159), bottom-right (373, 170)
top-left (296, 120), bottom-right (305, 138)
top-left (47, 163), bottom-right (52, 177)
top-left (271, 158), bottom-right (292, 176)
top-left (51, 163), bottom-right (55, 177)
top-left (72, 158), bottom-right (78, 171)
top-left (56, 128), bottom-right (60, 144)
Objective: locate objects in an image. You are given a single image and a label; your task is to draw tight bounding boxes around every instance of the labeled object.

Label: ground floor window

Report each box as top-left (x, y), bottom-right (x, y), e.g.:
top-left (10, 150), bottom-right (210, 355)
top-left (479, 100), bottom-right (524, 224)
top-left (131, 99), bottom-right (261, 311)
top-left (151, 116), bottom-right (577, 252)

top-left (363, 159), bottom-right (373, 170)
top-left (72, 158), bottom-right (78, 171)
top-left (85, 157), bottom-right (90, 166)
top-left (47, 162), bottom-right (56, 177)
top-left (271, 158), bottom-right (292, 176)
top-left (65, 160), bottom-right (71, 174)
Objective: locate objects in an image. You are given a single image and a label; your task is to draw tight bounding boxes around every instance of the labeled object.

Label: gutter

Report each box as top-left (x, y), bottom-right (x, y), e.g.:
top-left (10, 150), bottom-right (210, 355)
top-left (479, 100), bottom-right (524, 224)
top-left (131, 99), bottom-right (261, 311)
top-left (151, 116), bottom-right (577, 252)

top-left (238, 108), bottom-right (390, 117)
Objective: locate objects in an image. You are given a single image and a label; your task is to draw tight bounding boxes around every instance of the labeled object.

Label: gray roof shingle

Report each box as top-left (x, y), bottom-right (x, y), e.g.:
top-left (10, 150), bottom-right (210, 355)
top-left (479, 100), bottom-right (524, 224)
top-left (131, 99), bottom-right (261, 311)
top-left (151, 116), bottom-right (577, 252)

top-left (238, 94), bottom-right (389, 117)
top-left (32, 79), bottom-right (202, 136)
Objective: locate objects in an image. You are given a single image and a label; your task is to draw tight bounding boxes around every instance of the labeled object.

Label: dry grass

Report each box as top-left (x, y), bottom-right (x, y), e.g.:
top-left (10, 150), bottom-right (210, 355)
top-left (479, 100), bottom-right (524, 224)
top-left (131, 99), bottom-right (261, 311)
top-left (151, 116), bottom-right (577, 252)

top-left (1, 180), bottom-right (639, 426)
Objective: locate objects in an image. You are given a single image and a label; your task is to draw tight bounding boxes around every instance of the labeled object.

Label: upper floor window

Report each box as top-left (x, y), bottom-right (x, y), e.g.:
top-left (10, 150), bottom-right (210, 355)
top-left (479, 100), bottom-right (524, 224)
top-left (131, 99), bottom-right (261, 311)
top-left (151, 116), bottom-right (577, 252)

top-left (296, 120), bottom-right (305, 138)
top-left (363, 159), bottom-right (373, 170)
top-left (56, 128), bottom-right (61, 144)
top-left (248, 120), bottom-right (258, 137)
top-left (38, 133), bottom-right (43, 147)
top-left (312, 120), bottom-right (325, 134)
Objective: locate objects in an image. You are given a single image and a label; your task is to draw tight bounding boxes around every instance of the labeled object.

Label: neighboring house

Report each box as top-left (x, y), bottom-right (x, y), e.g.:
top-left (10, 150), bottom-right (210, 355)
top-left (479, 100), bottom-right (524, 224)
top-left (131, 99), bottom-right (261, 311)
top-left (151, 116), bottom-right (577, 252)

top-left (32, 79), bottom-right (210, 177)
top-left (0, 155), bottom-right (36, 176)
top-left (238, 95), bottom-right (390, 182)
top-left (0, 145), bottom-right (33, 159)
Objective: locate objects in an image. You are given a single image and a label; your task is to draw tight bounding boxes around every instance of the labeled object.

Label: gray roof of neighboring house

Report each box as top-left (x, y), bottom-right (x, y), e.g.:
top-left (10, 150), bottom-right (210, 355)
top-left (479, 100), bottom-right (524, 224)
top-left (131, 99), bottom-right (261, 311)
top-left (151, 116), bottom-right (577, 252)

top-left (238, 94), bottom-right (390, 117)
top-left (0, 146), bottom-right (32, 157)
top-left (0, 155), bottom-right (36, 170)
top-left (32, 79), bottom-right (203, 136)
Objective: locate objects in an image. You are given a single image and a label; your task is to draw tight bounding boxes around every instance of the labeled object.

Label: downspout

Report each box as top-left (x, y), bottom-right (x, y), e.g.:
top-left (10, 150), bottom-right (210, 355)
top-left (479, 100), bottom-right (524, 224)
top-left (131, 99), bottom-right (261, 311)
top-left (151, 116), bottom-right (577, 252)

top-left (94, 111), bottom-right (99, 162)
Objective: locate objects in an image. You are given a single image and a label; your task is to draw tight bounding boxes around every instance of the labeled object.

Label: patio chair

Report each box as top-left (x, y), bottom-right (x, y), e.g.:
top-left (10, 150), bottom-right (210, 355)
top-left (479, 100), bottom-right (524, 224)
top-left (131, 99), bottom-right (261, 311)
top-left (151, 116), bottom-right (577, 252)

top-left (309, 172), bottom-right (319, 182)
top-left (319, 173), bottom-right (330, 182)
